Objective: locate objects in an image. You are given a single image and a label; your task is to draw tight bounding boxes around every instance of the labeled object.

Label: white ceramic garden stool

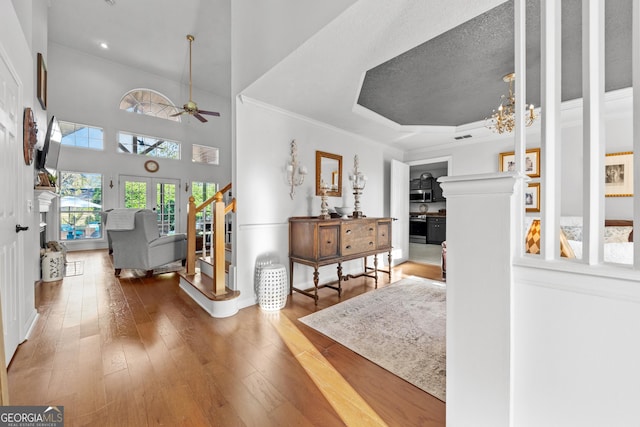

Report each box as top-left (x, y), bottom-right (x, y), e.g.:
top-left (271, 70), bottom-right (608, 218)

top-left (258, 264), bottom-right (288, 311)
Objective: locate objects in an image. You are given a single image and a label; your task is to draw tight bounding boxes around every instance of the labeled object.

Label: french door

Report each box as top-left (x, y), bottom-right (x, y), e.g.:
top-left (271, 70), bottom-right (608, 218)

top-left (119, 175), bottom-right (181, 235)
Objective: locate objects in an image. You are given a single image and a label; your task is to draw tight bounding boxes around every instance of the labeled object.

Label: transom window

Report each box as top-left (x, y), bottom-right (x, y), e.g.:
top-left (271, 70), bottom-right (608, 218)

top-left (192, 144), bottom-right (219, 165)
top-left (118, 132), bottom-right (181, 159)
top-left (119, 89), bottom-right (181, 122)
top-left (59, 121), bottom-right (103, 150)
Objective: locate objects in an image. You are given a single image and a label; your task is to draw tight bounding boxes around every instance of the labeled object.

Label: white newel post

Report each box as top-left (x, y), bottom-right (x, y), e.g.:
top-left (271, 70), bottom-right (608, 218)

top-left (439, 172), bottom-right (525, 427)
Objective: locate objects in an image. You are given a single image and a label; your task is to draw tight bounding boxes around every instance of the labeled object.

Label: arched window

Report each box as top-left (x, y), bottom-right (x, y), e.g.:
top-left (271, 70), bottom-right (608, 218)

top-left (119, 89), bottom-right (181, 122)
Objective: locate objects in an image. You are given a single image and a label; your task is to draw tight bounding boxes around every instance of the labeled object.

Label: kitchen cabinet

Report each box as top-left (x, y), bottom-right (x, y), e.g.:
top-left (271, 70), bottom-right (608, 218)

top-left (409, 176), bottom-right (446, 202)
top-left (427, 217), bottom-right (446, 244)
top-left (432, 179), bottom-right (444, 201)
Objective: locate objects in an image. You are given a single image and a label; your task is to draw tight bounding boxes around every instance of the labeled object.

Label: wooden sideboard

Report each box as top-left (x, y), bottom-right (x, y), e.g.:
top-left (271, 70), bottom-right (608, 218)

top-left (288, 216), bottom-right (392, 303)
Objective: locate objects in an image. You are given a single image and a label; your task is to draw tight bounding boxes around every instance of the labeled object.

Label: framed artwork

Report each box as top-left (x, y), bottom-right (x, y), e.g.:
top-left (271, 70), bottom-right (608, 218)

top-left (499, 147), bottom-right (540, 178)
top-left (605, 151), bottom-right (633, 197)
top-left (525, 182), bottom-right (540, 212)
top-left (37, 53), bottom-right (47, 110)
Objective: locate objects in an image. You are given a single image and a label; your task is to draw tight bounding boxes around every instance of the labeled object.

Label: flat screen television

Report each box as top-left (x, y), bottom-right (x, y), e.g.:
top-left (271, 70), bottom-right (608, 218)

top-left (36, 116), bottom-right (62, 171)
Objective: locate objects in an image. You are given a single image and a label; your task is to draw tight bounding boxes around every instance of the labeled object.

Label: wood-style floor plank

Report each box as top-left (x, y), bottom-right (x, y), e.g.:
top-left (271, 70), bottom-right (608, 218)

top-left (8, 250), bottom-right (445, 426)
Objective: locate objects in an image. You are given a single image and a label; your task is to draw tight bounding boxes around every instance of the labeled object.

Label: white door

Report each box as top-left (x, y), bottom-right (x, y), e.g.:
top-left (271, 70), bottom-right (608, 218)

top-left (0, 50), bottom-right (24, 364)
top-left (119, 175), bottom-right (181, 234)
top-left (391, 159), bottom-right (410, 265)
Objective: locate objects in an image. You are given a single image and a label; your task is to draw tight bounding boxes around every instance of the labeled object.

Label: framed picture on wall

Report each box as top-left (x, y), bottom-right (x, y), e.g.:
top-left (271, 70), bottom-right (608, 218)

top-left (499, 148), bottom-right (540, 178)
top-left (525, 182), bottom-right (540, 212)
top-left (605, 151), bottom-right (633, 197)
top-left (37, 53), bottom-right (47, 110)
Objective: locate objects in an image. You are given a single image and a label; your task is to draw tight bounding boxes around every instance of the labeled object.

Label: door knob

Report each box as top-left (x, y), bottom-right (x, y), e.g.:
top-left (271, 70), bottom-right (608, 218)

top-left (15, 224), bottom-right (29, 233)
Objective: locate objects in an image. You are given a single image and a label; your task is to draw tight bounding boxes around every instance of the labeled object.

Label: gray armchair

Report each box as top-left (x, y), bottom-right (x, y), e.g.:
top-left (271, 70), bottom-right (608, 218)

top-left (107, 209), bottom-right (187, 277)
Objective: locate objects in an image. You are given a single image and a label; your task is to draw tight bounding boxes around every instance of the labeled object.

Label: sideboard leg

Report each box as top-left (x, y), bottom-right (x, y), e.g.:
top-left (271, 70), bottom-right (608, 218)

top-left (313, 267), bottom-right (320, 305)
top-left (289, 259), bottom-right (294, 295)
top-left (336, 263), bottom-right (343, 297)
top-left (374, 254), bottom-right (379, 289)
top-left (388, 250), bottom-right (392, 280)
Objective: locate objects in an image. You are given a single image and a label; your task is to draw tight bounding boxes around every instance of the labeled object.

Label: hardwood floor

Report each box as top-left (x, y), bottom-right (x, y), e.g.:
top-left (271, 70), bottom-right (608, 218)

top-left (8, 250), bottom-right (445, 426)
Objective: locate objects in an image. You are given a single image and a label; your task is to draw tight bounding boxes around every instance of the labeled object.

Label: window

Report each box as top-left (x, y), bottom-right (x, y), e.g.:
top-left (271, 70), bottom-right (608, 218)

top-left (58, 172), bottom-right (103, 241)
top-left (119, 89), bottom-right (181, 122)
top-left (118, 132), bottom-right (181, 159)
top-left (59, 121), bottom-right (103, 150)
top-left (192, 144), bottom-right (219, 165)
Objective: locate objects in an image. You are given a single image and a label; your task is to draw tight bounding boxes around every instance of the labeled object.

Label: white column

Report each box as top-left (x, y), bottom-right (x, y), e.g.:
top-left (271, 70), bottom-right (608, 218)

top-left (582, 0), bottom-right (605, 264)
top-left (440, 172), bottom-right (525, 427)
top-left (540, 0), bottom-right (561, 260)
top-left (633, 0), bottom-right (640, 268)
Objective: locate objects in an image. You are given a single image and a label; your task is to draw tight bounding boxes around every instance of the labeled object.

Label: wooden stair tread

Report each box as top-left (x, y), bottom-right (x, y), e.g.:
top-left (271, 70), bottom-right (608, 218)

top-left (179, 271), bottom-right (240, 301)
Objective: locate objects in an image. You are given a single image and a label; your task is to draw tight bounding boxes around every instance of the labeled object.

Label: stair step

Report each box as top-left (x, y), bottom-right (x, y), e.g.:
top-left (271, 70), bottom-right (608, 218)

top-left (198, 256), bottom-right (231, 281)
top-left (179, 271), bottom-right (240, 301)
top-left (199, 256), bottom-right (231, 272)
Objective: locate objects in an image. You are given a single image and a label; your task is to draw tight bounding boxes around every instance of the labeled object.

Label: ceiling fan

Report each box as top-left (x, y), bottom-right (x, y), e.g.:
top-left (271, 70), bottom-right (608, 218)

top-left (171, 34), bottom-right (220, 123)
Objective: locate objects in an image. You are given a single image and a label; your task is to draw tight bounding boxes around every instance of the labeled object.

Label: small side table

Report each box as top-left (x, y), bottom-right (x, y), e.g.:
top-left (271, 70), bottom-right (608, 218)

top-left (258, 264), bottom-right (288, 311)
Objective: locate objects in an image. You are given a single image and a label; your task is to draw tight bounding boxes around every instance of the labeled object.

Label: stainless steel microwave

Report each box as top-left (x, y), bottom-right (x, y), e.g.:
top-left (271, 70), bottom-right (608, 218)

top-left (410, 189), bottom-right (432, 203)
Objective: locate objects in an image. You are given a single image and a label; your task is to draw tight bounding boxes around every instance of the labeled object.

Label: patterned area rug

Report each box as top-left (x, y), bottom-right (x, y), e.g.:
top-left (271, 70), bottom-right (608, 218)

top-left (299, 276), bottom-right (446, 401)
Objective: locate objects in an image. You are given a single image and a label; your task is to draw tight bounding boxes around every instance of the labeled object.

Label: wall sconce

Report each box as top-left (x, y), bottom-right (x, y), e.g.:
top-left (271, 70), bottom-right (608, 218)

top-left (287, 139), bottom-right (307, 199)
top-left (349, 155), bottom-right (367, 218)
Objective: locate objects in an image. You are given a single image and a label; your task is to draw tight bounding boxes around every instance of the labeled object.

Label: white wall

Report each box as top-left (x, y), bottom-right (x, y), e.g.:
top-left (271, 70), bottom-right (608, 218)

top-left (513, 267), bottom-right (640, 426)
top-left (233, 98), bottom-right (402, 308)
top-left (46, 43), bottom-right (232, 248)
top-left (230, 0), bottom-right (357, 94)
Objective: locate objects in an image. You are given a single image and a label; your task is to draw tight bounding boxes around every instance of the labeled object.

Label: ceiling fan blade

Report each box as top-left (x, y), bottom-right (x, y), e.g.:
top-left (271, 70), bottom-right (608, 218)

top-left (170, 110), bottom-right (186, 117)
top-left (193, 113), bottom-right (208, 123)
top-left (198, 110), bottom-right (221, 117)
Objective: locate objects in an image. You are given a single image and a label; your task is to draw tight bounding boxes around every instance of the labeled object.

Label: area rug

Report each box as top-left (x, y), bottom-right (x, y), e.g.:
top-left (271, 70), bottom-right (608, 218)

top-left (299, 276), bottom-right (446, 401)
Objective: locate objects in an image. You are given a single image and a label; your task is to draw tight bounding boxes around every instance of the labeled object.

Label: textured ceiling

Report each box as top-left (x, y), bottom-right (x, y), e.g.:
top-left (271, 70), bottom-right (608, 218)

top-left (357, 0), bottom-right (632, 127)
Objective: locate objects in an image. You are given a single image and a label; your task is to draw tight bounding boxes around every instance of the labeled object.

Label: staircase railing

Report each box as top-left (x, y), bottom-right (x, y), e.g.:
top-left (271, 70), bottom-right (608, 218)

top-left (186, 183), bottom-right (236, 296)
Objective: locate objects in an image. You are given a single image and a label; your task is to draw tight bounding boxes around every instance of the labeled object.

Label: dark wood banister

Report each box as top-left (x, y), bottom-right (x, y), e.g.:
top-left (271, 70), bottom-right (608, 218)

top-left (186, 183), bottom-right (235, 296)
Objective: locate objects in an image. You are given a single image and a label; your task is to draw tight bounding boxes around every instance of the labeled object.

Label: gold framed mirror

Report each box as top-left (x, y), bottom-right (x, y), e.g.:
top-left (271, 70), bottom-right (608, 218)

top-left (316, 151), bottom-right (342, 197)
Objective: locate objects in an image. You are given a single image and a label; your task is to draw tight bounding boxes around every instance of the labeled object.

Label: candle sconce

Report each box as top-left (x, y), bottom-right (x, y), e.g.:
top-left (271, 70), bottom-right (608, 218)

top-left (349, 155), bottom-right (367, 218)
top-left (318, 180), bottom-right (331, 219)
top-left (287, 140), bottom-right (308, 199)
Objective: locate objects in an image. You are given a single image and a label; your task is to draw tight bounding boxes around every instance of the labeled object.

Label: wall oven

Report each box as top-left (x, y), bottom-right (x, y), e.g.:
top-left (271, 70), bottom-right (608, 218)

top-left (410, 189), bottom-right (432, 203)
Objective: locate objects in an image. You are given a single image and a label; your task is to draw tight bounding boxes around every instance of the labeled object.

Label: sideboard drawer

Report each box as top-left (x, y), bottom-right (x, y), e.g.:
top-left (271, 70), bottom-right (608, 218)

top-left (342, 220), bottom-right (377, 255)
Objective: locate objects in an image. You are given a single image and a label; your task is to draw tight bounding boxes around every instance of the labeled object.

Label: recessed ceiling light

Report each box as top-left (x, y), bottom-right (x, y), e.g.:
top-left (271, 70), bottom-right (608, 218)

top-left (99, 42), bottom-right (109, 49)
top-left (104, 0), bottom-right (116, 5)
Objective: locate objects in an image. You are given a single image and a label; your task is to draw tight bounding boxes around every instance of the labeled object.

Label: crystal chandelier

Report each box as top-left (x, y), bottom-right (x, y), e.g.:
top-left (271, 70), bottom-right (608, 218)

top-left (485, 73), bottom-right (538, 134)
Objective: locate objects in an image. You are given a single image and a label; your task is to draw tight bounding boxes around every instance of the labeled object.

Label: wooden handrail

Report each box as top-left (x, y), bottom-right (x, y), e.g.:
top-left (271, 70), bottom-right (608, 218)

top-left (186, 183), bottom-right (235, 296)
